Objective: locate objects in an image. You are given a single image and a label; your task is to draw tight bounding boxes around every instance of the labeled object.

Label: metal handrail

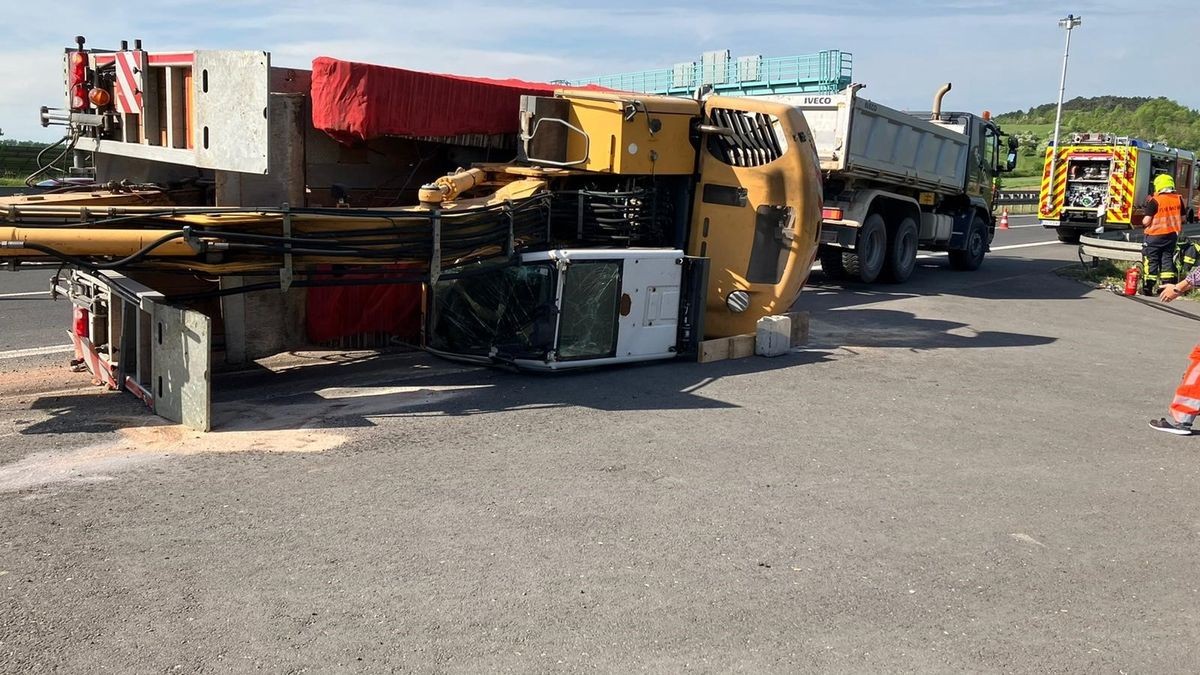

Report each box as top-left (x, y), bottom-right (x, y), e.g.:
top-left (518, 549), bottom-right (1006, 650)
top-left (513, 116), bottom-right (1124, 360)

top-left (564, 51), bottom-right (853, 96)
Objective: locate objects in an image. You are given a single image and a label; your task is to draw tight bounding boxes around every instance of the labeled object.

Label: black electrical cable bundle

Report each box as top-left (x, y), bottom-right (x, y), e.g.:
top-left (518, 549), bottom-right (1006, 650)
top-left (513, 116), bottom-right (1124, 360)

top-left (23, 133), bottom-right (80, 188)
top-left (4, 195), bottom-right (554, 278)
top-left (162, 256), bottom-right (521, 303)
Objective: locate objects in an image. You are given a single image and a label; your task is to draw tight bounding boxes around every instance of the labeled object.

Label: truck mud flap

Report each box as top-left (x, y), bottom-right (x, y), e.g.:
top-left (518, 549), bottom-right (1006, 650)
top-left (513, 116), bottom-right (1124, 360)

top-left (947, 211), bottom-right (975, 250)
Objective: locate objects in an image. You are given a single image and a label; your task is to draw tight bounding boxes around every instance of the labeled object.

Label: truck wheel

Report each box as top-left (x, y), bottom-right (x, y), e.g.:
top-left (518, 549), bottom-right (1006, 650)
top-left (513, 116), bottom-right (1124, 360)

top-left (949, 214), bottom-right (987, 271)
top-left (842, 214), bottom-right (887, 283)
top-left (818, 247), bottom-right (847, 279)
top-left (882, 217), bottom-right (919, 283)
top-left (1056, 227), bottom-right (1082, 244)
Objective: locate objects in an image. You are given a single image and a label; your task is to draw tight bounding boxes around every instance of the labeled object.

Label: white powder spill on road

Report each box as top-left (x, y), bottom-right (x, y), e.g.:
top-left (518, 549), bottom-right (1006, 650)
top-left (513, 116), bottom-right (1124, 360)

top-left (0, 383), bottom-right (492, 492)
top-left (0, 418), bottom-right (347, 493)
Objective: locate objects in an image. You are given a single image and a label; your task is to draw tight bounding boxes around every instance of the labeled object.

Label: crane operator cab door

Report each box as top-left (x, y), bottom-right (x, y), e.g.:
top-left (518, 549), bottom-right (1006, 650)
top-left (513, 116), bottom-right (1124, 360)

top-left (689, 95), bottom-right (824, 338)
top-left (427, 248), bottom-right (709, 371)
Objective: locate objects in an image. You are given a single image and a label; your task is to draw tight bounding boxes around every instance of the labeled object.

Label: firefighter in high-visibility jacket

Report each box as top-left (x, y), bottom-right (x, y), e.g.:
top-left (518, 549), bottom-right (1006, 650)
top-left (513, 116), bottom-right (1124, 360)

top-left (1140, 174), bottom-right (1186, 295)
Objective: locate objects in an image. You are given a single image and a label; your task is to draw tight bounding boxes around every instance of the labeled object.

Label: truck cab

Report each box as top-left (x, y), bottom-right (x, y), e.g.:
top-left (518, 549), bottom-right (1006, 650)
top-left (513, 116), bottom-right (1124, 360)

top-left (928, 111), bottom-right (1013, 213)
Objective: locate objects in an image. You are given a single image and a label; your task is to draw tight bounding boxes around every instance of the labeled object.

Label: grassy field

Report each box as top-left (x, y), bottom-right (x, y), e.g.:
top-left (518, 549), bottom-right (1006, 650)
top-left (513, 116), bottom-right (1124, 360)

top-left (1001, 175), bottom-right (1042, 189)
top-left (999, 123), bottom-right (1055, 137)
top-left (997, 121), bottom-right (1054, 191)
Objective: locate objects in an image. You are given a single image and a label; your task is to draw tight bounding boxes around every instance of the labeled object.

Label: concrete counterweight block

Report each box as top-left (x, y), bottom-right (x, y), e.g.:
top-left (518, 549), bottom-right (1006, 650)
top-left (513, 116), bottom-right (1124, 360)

top-left (755, 315), bottom-right (792, 357)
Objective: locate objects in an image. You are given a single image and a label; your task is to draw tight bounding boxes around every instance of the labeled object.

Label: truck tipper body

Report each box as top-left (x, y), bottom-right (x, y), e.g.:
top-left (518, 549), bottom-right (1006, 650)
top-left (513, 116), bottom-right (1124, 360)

top-left (0, 39), bottom-right (825, 429)
top-left (758, 85), bottom-right (1015, 283)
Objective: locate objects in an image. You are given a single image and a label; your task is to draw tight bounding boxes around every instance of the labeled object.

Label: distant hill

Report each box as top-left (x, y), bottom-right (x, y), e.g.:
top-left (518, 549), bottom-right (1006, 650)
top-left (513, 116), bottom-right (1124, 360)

top-left (995, 96), bottom-right (1200, 151)
top-left (992, 96), bottom-right (1200, 185)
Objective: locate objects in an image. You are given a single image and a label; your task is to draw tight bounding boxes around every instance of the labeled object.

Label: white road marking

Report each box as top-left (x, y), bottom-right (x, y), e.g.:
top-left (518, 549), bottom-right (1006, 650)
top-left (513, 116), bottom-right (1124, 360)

top-left (0, 291), bottom-right (51, 299)
top-left (991, 240), bottom-right (1063, 252)
top-left (0, 345), bottom-right (73, 360)
top-left (915, 240), bottom-right (1061, 259)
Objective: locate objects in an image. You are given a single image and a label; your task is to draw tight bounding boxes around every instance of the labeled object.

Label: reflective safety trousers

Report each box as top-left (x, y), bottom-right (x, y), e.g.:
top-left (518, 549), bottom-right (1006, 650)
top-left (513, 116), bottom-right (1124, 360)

top-left (1170, 343), bottom-right (1200, 427)
top-left (1143, 233), bottom-right (1178, 284)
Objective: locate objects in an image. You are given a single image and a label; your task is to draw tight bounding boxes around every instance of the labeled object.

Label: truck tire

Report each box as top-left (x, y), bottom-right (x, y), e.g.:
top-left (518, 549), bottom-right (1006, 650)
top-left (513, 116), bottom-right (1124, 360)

top-left (842, 214), bottom-right (887, 283)
top-left (882, 217), bottom-right (919, 283)
top-left (818, 247), bottom-right (848, 279)
top-left (949, 214), bottom-right (987, 271)
top-left (1056, 227), bottom-right (1082, 244)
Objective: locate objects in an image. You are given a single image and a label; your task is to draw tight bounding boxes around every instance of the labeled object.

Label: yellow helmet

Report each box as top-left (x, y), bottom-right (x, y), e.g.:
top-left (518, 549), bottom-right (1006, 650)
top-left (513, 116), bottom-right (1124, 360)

top-left (1154, 174), bottom-right (1176, 193)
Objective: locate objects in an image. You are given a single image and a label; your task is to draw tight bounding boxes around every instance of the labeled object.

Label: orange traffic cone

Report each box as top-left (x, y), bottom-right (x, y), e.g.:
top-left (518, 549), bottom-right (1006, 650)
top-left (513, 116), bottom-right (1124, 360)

top-left (999, 209), bottom-right (1010, 230)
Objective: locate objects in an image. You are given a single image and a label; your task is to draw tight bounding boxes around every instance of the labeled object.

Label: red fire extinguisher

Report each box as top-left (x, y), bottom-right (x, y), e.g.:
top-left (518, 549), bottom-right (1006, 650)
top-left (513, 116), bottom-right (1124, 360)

top-left (1124, 266), bottom-right (1141, 296)
top-left (72, 306), bottom-right (88, 337)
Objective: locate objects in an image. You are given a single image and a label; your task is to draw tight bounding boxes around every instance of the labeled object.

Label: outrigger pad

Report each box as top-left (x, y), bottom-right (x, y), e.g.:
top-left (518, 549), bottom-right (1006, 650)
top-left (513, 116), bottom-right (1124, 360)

top-left (152, 304), bottom-right (212, 432)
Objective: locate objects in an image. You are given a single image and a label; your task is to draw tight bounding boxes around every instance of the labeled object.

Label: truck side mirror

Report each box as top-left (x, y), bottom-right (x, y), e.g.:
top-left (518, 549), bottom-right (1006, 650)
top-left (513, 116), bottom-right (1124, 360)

top-left (1006, 152), bottom-right (1018, 172)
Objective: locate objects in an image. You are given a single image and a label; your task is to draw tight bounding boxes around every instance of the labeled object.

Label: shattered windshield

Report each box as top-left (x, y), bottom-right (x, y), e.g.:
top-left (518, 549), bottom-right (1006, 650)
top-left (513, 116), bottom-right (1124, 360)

top-left (430, 263), bottom-right (558, 359)
top-left (557, 262), bottom-right (621, 360)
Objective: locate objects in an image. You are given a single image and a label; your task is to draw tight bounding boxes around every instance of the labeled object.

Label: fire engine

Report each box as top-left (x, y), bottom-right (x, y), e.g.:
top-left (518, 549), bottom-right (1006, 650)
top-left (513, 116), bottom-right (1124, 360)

top-left (1038, 132), bottom-right (1198, 243)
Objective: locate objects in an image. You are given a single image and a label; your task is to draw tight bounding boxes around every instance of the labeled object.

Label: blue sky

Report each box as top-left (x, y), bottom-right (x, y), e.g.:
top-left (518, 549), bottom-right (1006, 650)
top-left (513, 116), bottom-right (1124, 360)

top-left (2, 0), bottom-right (1197, 142)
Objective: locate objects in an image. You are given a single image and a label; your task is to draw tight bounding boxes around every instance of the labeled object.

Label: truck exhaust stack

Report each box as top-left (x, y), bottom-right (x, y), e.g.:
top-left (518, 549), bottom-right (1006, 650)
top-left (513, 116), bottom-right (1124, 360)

top-left (932, 83), bottom-right (952, 121)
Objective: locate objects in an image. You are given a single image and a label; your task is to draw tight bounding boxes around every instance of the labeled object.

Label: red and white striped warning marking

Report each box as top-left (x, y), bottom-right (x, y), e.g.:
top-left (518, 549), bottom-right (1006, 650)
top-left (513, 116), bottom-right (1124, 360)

top-left (114, 50), bottom-right (145, 115)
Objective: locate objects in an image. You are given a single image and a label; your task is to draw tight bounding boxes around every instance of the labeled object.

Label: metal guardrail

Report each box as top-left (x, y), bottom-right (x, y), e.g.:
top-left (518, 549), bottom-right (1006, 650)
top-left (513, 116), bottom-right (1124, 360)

top-left (996, 190), bottom-right (1038, 205)
top-left (1079, 231), bottom-right (1143, 263)
top-left (1078, 225), bottom-right (1200, 264)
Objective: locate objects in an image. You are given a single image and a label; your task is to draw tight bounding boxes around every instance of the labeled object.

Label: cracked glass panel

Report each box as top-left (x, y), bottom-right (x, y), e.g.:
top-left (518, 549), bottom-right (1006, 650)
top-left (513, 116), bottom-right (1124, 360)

top-left (430, 263), bottom-right (558, 359)
top-left (557, 262), bottom-right (621, 359)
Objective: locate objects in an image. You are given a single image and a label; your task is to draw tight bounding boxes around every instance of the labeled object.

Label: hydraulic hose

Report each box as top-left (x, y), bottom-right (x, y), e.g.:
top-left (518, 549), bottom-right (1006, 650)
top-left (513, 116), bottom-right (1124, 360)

top-left (23, 134), bottom-right (77, 188)
top-left (0, 230), bottom-right (189, 271)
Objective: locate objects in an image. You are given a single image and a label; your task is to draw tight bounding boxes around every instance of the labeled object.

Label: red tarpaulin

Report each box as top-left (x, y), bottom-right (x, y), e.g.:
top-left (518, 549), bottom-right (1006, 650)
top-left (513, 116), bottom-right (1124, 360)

top-left (310, 56), bottom-right (606, 144)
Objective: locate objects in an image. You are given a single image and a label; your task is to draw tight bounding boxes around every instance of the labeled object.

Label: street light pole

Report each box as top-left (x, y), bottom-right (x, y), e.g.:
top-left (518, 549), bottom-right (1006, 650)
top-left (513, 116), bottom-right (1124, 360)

top-left (1045, 13), bottom-right (1082, 212)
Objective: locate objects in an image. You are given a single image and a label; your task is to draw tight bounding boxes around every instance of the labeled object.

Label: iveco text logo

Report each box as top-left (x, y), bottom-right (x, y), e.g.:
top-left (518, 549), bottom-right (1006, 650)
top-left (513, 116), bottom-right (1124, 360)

top-left (802, 96), bottom-right (833, 105)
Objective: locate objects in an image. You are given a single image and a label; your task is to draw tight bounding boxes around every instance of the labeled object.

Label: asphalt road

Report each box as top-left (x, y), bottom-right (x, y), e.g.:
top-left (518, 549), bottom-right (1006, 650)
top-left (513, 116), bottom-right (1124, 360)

top-left (5, 216), bottom-right (1200, 671)
top-left (0, 268), bottom-right (66, 348)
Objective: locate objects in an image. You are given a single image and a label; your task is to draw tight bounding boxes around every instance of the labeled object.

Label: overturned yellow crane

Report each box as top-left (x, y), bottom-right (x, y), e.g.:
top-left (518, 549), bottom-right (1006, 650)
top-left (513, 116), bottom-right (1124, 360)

top-left (2, 89), bottom-right (823, 430)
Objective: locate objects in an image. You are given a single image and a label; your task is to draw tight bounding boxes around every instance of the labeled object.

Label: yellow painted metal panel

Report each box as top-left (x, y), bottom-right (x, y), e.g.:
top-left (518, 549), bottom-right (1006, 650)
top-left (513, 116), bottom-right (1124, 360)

top-left (688, 95), bottom-right (822, 338)
top-left (561, 92), bottom-right (698, 175)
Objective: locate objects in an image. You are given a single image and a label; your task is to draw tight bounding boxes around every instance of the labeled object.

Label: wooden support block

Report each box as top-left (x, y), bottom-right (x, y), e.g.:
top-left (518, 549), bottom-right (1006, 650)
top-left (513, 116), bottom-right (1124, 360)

top-left (699, 337), bottom-right (731, 363)
top-left (783, 311), bottom-right (810, 346)
top-left (698, 334), bottom-right (757, 363)
top-left (731, 334), bottom-right (756, 359)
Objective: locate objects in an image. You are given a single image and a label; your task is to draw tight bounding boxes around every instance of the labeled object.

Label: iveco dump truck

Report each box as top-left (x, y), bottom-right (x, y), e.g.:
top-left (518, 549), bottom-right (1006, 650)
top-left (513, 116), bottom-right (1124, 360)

top-left (760, 83), bottom-right (1016, 283)
top-left (1037, 132), bottom-right (1198, 243)
top-left (0, 38), bottom-right (823, 429)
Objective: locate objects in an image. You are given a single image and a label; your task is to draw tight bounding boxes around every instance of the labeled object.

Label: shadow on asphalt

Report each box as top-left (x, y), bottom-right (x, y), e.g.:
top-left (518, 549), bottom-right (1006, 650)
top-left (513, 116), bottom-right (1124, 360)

top-left (807, 308), bottom-right (1056, 351)
top-left (17, 350), bottom-right (836, 434)
top-left (800, 256), bottom-right (1085, 312)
